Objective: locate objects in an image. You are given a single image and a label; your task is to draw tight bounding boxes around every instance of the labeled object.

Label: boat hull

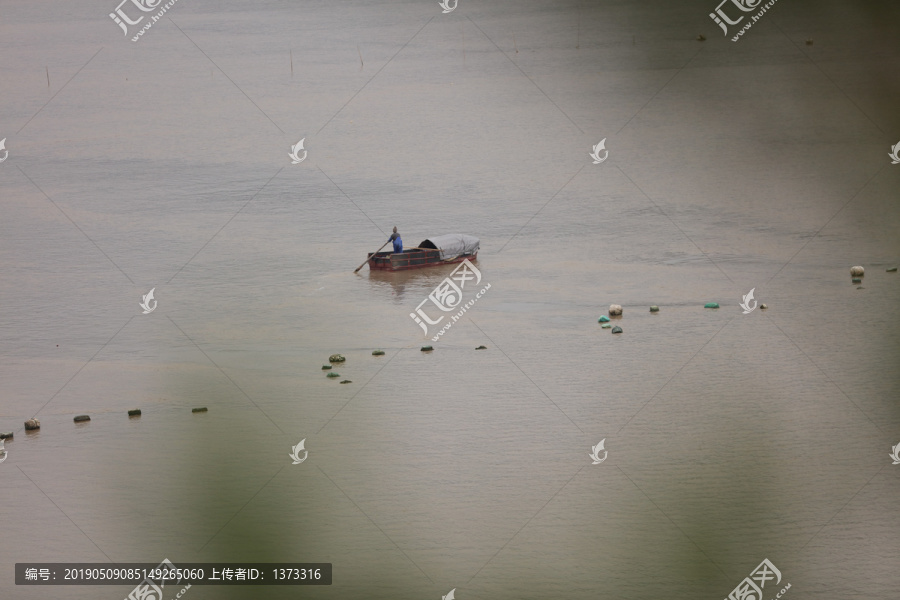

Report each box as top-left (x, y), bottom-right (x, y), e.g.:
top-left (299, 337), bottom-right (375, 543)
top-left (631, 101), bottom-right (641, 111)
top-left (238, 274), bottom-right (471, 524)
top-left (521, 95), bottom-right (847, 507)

top-left (367, 248), bottom-right (477, 271)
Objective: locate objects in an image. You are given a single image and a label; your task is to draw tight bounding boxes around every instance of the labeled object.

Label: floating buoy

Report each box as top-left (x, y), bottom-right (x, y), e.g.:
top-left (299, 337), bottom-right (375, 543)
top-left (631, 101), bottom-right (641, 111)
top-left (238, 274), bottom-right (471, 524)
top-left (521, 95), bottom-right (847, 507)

top-left (339, 380), bottom-right (352, 384)
top-left (760, 303), bottom-right (768, 309)
top-left (649, 306), bottom-right (659, 312)
top-left (322, 365), bottom-right (332, 370)
top-left (372, 350), bottom-right (385, 356)
top-left (704, 302), bottom-right (719, 309)
top-left (475, 345), bottom-right (487, 350)
top-left (329, 354), bottom-right (346, 363)
top-left (805, 38), bottom-right (813, 45)
top-left (850, 266), bottom-right (864, 276)
top-left (421, 346), bottom-right (433, 352)
top-left (852, 278), bottom-right (862, 284)
top-left (887, 267), bottom-right (897, 272)
top-left (697, 34), bottom-right (706, 41)
top-left (24, 419), bottom-right (40, 430)
top-left (0, 432), bottom-right (13, 440)
top-left (73, 415), bottom-right (91, 423)
top-left (609, 304), bottom-right (622, 316)
top-left (128, 409), bottom-right (141, 417)
top-left (326, 372), bottom-right (340, 378)
top-left (611, 326), bottom-right (623, 334)
top-left (601, 324), bottom-right (611, 329)
top-left (598, 315), bottom-right (610, 323)
top-left (192, 407), bottom-right (208, 413)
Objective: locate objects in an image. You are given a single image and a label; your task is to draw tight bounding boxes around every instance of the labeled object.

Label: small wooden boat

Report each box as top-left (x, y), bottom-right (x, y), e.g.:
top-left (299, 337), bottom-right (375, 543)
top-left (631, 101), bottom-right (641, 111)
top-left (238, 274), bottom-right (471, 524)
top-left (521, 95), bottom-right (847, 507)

top-left (367, 234), bottom-right (479, 271)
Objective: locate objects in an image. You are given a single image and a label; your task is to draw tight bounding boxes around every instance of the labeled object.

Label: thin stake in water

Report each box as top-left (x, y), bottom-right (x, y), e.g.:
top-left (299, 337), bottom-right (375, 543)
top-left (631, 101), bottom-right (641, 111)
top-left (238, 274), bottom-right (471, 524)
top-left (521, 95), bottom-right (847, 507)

top-left (357, 45), bottom-right (363, 70)
top-left (513, 33), bottom-right (518, 53)
top-left (46, 67), bottom-right (50, 88)
top-left (576, 2), bottom-right (581, 49)
top-left (461, 23), bottom-right (465, 64)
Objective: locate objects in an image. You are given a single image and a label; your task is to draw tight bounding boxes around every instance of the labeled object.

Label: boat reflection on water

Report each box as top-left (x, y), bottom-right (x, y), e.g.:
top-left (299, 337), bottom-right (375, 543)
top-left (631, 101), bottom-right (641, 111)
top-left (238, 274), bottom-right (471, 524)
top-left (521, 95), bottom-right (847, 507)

top-left (364, 259), bottom-right (481, 303)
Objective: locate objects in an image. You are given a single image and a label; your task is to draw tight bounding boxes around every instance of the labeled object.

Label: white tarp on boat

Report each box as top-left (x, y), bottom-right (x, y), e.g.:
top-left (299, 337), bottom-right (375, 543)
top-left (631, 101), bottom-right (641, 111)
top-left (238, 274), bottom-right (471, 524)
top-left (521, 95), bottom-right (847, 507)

top-left (418, 234), bottom-right (480, 260)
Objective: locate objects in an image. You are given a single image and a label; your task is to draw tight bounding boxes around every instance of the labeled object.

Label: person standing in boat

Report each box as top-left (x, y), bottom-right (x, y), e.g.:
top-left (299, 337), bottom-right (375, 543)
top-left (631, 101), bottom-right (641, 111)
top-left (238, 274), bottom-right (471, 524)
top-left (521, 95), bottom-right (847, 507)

top-left (389, 226), bottom-right (403, 253)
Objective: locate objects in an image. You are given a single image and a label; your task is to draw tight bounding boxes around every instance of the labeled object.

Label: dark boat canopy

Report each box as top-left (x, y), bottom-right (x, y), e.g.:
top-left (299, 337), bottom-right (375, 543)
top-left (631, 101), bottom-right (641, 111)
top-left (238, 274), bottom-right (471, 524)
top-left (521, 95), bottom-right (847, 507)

top-left (418, 234), bottom-right (480, 260)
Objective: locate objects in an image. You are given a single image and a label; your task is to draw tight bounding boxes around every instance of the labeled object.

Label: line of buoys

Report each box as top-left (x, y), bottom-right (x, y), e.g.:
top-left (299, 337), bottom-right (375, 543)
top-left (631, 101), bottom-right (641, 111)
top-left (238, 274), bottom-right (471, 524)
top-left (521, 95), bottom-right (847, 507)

top-left (16, 407), bottom-right (208, 429)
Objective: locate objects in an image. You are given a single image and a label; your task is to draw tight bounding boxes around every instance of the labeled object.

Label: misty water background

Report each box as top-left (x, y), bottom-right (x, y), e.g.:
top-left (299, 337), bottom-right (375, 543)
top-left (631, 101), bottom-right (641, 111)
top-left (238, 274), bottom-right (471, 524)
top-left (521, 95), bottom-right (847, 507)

top-left (1, 0), bottom-right (899, 598)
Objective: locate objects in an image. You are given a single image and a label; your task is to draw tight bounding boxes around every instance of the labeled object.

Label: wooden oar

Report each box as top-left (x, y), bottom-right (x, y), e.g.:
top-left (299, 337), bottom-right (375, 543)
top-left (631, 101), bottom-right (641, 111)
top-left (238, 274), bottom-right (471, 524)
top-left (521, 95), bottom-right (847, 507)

top-left (354, 239), bottom-right (392, 272)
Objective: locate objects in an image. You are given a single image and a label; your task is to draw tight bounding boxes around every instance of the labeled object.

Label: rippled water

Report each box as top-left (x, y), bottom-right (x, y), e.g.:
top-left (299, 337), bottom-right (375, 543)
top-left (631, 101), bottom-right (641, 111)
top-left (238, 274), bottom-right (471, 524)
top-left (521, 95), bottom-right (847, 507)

top-left (2, 1), bottom-right (900, 599)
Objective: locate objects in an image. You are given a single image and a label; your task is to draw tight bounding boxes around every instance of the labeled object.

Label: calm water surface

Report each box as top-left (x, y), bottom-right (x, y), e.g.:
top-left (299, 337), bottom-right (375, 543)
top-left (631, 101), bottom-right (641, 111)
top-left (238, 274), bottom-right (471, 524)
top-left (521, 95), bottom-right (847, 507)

top-left (2, 1), bottom-right (899, 599)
